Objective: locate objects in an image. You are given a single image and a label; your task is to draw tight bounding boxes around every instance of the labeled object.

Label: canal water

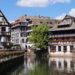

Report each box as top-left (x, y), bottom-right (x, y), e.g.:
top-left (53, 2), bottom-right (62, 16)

top-left (5, 56), bottom-right (75, 75)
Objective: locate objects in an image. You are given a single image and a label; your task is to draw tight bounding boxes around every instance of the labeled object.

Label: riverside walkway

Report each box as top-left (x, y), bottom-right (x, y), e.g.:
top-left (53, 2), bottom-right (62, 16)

top-left (0, 50), bottom-right (24, 63)
top-left (0, 50), bottom-right (24, 57)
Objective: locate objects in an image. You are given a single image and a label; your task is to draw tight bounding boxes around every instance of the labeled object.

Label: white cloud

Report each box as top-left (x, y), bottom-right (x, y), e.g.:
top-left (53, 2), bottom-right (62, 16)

top-left (16, 0), bottom-right (71, 7)
top-left (55, 13), bottom-right (66, 20)
top-left (69, 8), bottom-right (75, 17)
top-left (49, 0), bottom-right (71, 4)
top-left (55, 8), bottom-right (75, 20)
top-left (17, 0), bottom-right (49, 7)
top-left (9, 20), bottom-right (15, 23)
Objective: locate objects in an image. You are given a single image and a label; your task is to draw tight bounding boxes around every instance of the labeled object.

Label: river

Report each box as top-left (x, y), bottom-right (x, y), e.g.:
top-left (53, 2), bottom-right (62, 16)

top-left (5, 56), bottom-right (75, 75)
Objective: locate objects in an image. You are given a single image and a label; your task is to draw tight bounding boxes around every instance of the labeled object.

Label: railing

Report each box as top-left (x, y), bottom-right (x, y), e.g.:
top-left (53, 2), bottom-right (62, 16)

top-left (49, 40), bottom-right (75, 42)
top-left (0, 32), bottom-right (10, 36)
top-left (49, 41), bottom-right (75, 45)
top-left (49, 34), bottom-right (75, 38)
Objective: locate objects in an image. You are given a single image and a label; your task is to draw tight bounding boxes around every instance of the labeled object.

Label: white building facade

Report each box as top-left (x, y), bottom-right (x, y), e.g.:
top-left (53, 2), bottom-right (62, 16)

top-left (11, 16), bottom-right (51, 50)
top-left (11, 21), bottom-right (28, 50)
top-left (48, 15), bottom-right (75, 56)
top-left (0, 10), bottom-right (11, 49)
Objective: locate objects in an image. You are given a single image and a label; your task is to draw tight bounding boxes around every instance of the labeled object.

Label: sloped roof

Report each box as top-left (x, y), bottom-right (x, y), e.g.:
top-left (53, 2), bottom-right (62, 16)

top-left (12, 15), bottom-right (59, 28)
top-left (49, 15), bottom-right (75, 31)
top-left (0, 10), bottom-right (10, 26)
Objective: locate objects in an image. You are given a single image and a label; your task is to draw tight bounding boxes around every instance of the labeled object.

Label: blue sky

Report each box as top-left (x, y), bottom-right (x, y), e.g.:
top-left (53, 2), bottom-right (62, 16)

top-left (0, 0), bottom-right (75, 21)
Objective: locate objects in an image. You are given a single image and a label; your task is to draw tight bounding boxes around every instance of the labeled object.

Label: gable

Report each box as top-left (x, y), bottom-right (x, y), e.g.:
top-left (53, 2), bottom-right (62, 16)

top-left (0, 10), bottom-right (9, 26)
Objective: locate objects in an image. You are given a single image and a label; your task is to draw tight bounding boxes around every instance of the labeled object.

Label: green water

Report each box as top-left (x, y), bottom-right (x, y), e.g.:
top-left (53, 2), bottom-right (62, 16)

top-left (4, 56), bottom-right (75, 75)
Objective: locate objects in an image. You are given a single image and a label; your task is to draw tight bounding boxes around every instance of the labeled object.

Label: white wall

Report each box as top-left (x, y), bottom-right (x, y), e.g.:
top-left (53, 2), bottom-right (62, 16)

top-left (6, 27), bottom-right (10, 32)
top-left (1, 37), bottom-right (6, 42)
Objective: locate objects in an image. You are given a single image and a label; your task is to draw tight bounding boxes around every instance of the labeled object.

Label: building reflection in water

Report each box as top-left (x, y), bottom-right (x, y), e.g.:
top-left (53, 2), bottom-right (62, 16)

top-left (24, 56), bottom-right (37, 71)
top-left (48, 57), bottom-right (75, 73)
top-left (6, 56), bottom-right (37, 75)
top-left (18, 56), bottom-right (37, 75)
top-left (5, 56), bottom-right (75, 75)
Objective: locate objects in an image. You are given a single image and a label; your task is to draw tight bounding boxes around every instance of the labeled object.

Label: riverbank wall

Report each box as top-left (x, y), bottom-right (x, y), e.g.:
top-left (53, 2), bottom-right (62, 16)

top-left (0, 54), bottom-right (24, 74)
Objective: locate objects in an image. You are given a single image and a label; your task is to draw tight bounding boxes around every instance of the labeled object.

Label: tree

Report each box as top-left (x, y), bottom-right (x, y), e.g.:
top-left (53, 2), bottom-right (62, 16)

top-left (29, 23), bottom-right (49, 50)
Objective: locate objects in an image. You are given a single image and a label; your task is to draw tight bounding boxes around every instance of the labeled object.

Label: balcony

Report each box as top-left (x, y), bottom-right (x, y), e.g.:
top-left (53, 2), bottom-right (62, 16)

top-left (49, 41), bottom-right (75, 45)
top-left (49, 34), bottom-right (75, 38)
top-left (0, 32), bottom-right (10, 36)
top-left (49, 38), bottom-right (75, 43)
top-left (49, 39), bottom-right (75, 42)
top-left (49, 37), bottom-right (75, 45)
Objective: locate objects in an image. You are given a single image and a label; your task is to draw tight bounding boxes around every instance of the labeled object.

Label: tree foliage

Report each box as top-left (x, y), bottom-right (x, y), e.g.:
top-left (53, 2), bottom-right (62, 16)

top-left (29, 24), bottom-right (49, 49)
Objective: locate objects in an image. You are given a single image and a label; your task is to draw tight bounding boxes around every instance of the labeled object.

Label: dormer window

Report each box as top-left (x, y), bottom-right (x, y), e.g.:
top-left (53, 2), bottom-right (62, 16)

top-left (40, 21), bottom-right (43, 24)
top-left (26, 19), bottom-right (30, 21)
top-left (58, 24), bottom-right (70, 28)
top-left (29, 20), bottom-right (32, 24)
top-left (50, 22), bottom-right (52, 24)
top-left (26, 19), bottom-right (32, 24)
top-left (57, 18), bottom-right (72, 28)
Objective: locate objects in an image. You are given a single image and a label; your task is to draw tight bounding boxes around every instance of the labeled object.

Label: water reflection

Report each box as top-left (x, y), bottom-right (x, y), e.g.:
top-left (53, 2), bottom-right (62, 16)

top-left (24, 56), bottom-right (37, 70)
top-left (6, 56), bottom-right (37, 75)
top-left (23, 56), bottom-right (37, 75)
top-left (4, 56), bottom-right (75, 75)
top-left (49, 57), bottom-right (75, 74)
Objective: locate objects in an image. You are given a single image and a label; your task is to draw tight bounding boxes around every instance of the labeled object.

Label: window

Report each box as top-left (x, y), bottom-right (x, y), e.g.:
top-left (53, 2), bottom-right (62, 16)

top-left (16, 33), bottom-right (19, 37)
top-left (50, 46), bottom-right (56, 52)
top-left (58, 46), bottom-right (61, 51)
top-left (26, 19), bottom-right (30, 21)
top-left (63, 46), bottom-right (67, 52)
top-left (26, 38), bottom-right (28, 42)
top-left (40, 21), bottom-right (43, 24)
top-left (26, 19), bottom-right (32, 24)
top-left (16, 39), bottom-right (19, 43)
top-left (2, 27), bottom-right (6, 32)
top-left (70, 46), bottom-right (74, 52)
top-left (22, 39), bottom-right (24, 43)
top-left (21, 27), bottom-right (25, 31)
top-left (20, 32), bottom-right (26, 37)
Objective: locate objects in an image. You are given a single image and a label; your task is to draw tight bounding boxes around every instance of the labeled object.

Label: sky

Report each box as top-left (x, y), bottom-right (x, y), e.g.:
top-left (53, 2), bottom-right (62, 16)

top-left (0, 0), bottom-right (75, 22)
